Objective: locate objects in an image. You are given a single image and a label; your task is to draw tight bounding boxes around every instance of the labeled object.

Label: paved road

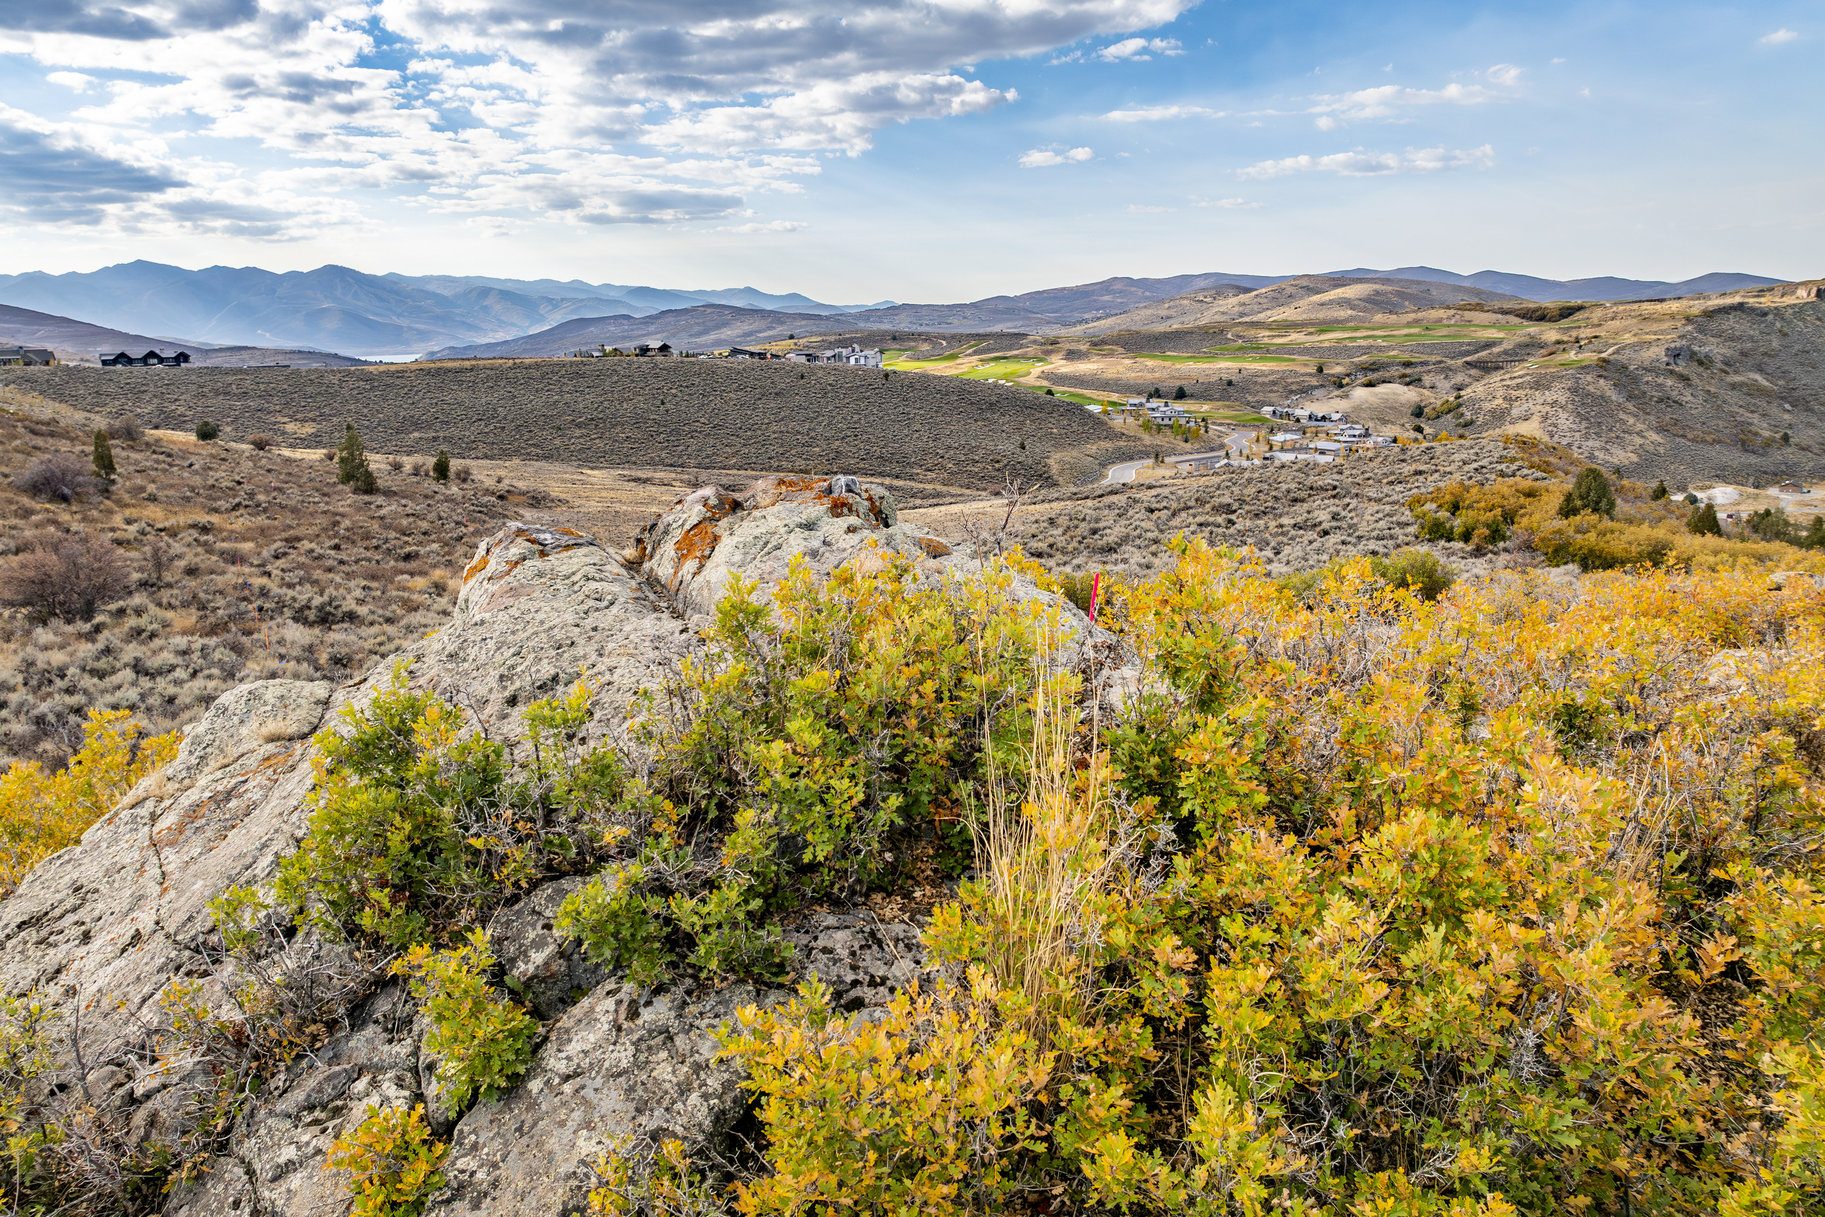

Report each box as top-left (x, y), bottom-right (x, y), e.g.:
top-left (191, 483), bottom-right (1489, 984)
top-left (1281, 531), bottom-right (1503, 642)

top-left (1102, 427), bottom-right (1258, 484)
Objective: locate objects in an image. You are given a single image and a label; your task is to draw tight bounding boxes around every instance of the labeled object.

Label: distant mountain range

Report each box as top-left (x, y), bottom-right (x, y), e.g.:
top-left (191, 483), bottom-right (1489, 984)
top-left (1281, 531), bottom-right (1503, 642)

top-left (0, 260), bottom-right (1787, 361)
top-left (0, 262), bottom-right (893, 360)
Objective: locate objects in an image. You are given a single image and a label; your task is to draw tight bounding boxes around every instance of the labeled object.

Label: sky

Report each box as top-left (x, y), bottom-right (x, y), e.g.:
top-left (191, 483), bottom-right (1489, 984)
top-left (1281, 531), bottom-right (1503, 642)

top-left (0, 0), bottom-right (1819, 303)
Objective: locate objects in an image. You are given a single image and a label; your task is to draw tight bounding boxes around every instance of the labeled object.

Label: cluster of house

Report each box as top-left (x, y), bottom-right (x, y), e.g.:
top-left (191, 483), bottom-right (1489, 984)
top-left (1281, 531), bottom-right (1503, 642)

top-left (0, 346), bottom-right (56, 366)
top-left (1119, 398), bottom-right (1196, 426)
top-left (1266, 422), bottom-right (1394, 464)
top-left (101, 349), bottom-right (191, 367)
top-left (575, 343), bottom-right (679, 357)
top-left (1262, 404), bottom-right (1345, 424)
top-left (726, 344), bottom-right (883, 368)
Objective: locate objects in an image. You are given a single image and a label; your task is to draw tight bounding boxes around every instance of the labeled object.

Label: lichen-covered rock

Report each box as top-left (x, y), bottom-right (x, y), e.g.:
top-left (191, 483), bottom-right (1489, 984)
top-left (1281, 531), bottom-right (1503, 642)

top-left (636, 475), bottom-right (943, 620)
top-left (163, 982), bottom-right (421, 1217)
top-left (486, 876), bottom-right (607, 1021)
top-left (429, 911), bottom-right (928, 1217)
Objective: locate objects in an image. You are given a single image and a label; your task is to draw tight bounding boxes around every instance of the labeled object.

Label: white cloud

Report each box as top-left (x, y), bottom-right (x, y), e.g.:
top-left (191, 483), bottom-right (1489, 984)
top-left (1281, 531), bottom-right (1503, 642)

top-left (1308, 75), bottom-right (1515, 128)
top-left (1097, 37), bottom-right (1184, 62)
top-left (1197, 197), bottom-right (1261, 209)
top-left (1126, 203), bottom-right (1174, 212)
top-left (1486, 63), bottom-right (1524, 87)
top-left (1760, 28), bottom-right (1799, 44)
top-left (1019, 145), bottom-right (1094, 167)
top-left (1239, 144), bottom-right (1495, 179)
top-left (1102, 104), bottom-right (1222, 121)
top-left (714, 219), bottom-right (808, 233)
top-left (647, 73), bottom-right (1010, 156)
top-left (0, 0), bottom-right (1196, 234)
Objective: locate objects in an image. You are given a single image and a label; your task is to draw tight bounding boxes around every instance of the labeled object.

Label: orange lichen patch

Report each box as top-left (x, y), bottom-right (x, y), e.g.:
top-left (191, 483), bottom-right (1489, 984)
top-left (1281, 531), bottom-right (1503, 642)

top-left (152, 800), bottom-right (210, 848)
top-left (463, 552), bottom-right (491, 583)
top-left (917, 536), bottom-right (953, 558)
top-left (672, 519), bottom-right (723, 587)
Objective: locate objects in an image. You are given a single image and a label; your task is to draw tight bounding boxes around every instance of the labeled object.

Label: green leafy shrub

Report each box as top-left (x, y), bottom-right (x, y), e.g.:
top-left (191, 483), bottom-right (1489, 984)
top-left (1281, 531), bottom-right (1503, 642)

top-left (556, 556), bottom-right (1057, 983)
top-left (393, 931), bottom-right (538, 1113)
top-left (1368, 546), bottom-right (1455, 600)
top-left (276, 667), bottom-right (633, 949)
top-left (194, 419), bottom-right (220, 441)
top-left (326, 1104), bottom-right (448, 1217)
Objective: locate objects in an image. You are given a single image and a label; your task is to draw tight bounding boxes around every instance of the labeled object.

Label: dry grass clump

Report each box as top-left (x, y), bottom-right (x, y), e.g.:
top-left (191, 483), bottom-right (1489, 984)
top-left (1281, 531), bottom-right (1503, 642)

top-left (0, 532), bottom-right (131, 622)
top-left (0, 359), bottom-right (1136, 492)
top-left (13, 454), bottom-right (96, 503)
top-left (0, 407), bottom-right (513, 767)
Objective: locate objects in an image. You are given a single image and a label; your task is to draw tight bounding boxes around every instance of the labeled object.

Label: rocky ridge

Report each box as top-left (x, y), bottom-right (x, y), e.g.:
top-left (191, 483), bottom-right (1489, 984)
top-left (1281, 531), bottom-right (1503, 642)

top-left (0, 478), bottom-right (1023, 1217)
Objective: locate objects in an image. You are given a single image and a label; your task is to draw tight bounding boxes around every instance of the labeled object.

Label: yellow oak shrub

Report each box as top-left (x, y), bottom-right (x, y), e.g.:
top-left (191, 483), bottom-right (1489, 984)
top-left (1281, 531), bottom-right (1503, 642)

top-left (689, 540), bottom-right (1825, 1217)
top-left (0, 709), bottom-right (177, 896)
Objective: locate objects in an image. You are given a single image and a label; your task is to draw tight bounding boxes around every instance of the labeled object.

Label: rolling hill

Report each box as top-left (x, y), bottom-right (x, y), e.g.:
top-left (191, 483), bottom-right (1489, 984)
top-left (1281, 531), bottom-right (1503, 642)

top-left (1066, 276), bottom-right (1526, 332)
top-left (0, 303), bottom-right (367, 367)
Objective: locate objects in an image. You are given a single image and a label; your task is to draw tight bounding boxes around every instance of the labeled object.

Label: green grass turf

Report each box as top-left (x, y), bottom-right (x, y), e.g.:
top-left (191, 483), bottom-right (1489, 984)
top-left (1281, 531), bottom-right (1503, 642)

top-left (957, 358), bottom-right (1045, 381)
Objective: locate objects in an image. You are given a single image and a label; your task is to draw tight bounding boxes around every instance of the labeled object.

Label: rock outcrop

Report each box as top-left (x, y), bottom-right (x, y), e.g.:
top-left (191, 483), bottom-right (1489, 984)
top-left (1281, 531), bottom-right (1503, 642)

top-left (635, 474), bottom-right (957, 620)
top-left (0, 483), bottom-right (1071, 1217)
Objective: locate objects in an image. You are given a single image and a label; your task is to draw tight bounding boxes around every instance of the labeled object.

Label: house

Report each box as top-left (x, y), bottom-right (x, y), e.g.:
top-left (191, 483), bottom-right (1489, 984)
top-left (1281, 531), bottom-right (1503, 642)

top-left (1774, 481), bottom-right (1810, 495)
top-left (0, 347), bottom-right (55, 366)
top-left (1311, 440), bottom-right (1346, 456)
top-left (725, 347), bottom-right (776, 360)
top-left (632, 343), bottom-right (674, 357)
top-left (1337, 423), bottom-right (1370, 440)
top-left (1269, 430), bottom-right (1305, 446)
top-left (1171, 451), bottom-right (1231, 474)
top-left (1267, 448), bottom-right (1335, 464)
top-left (820, 344), bottom-right (883, 368)
top-left (101, 350), bottom-right (190, 367)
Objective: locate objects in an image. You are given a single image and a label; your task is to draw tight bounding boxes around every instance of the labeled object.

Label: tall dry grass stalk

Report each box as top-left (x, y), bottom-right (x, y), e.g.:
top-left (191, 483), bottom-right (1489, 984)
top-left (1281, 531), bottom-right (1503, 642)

top-left (968, 635), bottom-right (1122, 1046)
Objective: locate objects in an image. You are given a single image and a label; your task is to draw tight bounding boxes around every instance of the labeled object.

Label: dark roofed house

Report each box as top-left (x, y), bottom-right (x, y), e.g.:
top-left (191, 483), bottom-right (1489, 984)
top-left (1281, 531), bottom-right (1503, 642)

top-left (632, 343), bottom-right (674, 357)
top-left (725, 346), bottom-right (775, 360)
top-left (0, 347), bottom-right (56, 366)
top-left (101, 349), bottom-right (190, 367)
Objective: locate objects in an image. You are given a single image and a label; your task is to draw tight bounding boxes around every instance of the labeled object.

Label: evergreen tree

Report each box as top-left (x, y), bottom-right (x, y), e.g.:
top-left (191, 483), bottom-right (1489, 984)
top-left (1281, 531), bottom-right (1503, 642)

top-left (1802, 514), bottom-right (1825, 550)
top-left (337, 424), bottom-right (376, 493)
top-left (1650, 480), bottom-right (1668, 501)
top-left (1558, 467), bottom-right (1617, 519)
top-left (1173, 384), bottom-right (1187, 400)
top-left (432, 449), bottom-right (451, 483)
top-left (349, 460), bottom-right (378, 495)
top-left (1688, 503), bottom-right (1723, 536)
top-left (91, 429), bottom-right (116, 481)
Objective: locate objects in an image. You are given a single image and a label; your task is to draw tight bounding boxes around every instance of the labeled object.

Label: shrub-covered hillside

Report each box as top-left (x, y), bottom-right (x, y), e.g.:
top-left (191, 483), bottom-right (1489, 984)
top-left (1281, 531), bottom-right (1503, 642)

top-left (0, 399), bottom-right (512, 767)
top-left (5, 533), bottom-right (1821, 1216)
top-left (0, 359), bottom-right (1152, 492)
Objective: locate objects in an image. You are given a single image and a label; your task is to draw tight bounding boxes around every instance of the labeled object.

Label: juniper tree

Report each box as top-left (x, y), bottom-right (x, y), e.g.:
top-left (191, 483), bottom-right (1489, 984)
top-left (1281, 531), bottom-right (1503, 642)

top-left (1558, 467), bottom-right (1617, 519)
top-left (91, 430), bottom-right (116, 481)
top-left (337, 424), bottom-right (377, 494)
top-left (432, 449), bottom-right (451, 483)
top-left (1688, 503), bottom-right (1723, 536)
top-left (1650, 480), bottom-right (1669, 501)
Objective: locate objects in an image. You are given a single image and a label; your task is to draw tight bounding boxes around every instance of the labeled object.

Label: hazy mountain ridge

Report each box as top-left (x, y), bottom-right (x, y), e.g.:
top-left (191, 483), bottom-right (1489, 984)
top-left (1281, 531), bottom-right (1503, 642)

top-left (0, 261), bottom-right (1787, 362)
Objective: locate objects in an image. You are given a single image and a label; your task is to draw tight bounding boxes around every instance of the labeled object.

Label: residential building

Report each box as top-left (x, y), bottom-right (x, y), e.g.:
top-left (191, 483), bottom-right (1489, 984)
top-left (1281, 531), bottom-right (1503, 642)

top-left (1171, 451), bottom-right (1230, 474)
top-left (0, 347), bottom-right (56, 366)
top-left (101, 349), bottom-right (191, 367)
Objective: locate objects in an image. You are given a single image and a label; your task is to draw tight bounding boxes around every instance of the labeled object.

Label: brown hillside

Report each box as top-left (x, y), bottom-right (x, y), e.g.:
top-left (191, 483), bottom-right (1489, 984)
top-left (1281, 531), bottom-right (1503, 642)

top-left (0, 359), bottom-right (1149, 493)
